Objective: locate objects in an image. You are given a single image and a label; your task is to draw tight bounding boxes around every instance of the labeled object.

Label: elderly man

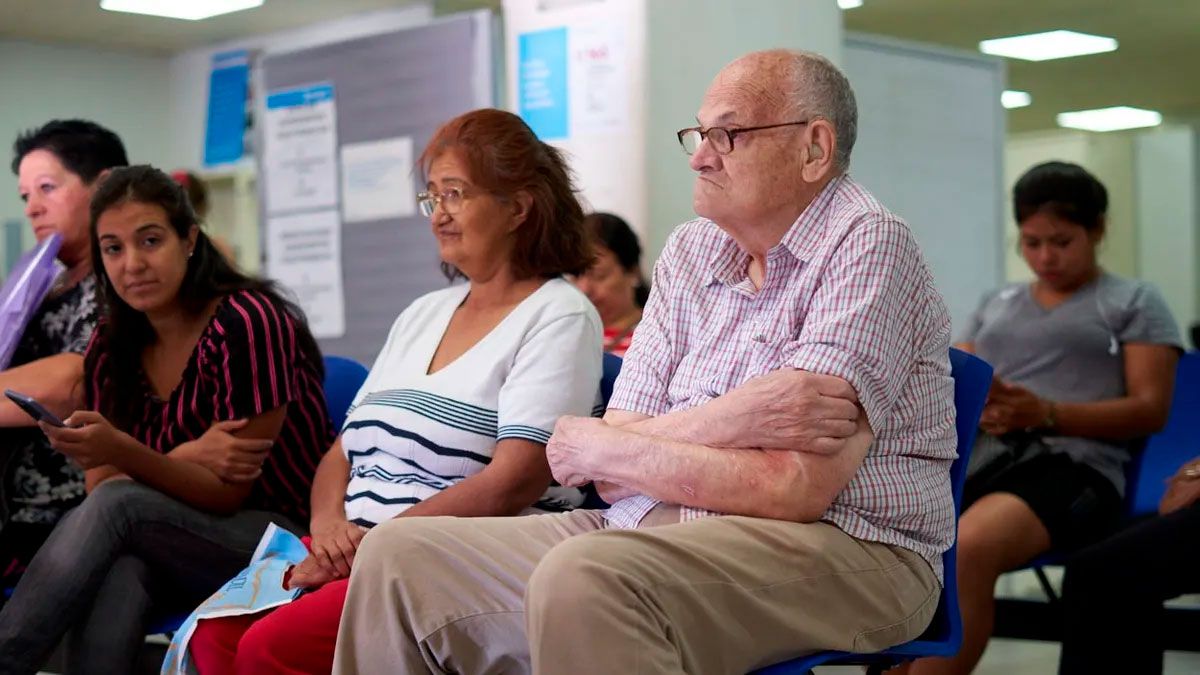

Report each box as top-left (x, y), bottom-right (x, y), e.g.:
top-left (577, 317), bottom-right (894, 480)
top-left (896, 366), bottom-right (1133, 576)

top-left (333, 49), bottom-right (956, 674)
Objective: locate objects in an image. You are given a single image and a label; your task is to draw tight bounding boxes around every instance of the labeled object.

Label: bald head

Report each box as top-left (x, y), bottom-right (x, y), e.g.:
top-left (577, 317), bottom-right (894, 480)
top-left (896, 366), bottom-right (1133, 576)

top-left (714, 49), bottom-right (857, 171)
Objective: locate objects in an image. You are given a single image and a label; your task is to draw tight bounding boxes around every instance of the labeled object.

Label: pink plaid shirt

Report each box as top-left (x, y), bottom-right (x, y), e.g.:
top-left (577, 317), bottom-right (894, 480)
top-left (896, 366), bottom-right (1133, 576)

top-left (606, 175), bottom-right (957, 580)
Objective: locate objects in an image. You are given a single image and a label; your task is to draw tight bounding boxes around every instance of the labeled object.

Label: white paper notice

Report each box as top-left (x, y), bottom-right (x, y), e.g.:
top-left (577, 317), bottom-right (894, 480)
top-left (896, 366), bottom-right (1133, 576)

top-left (569, 23), bottom-right (628, 136)
top-left (340, 136), bottom-right (416, 223)
top-left (263, 84), bottom-right (338, 214)
top-left (265, 209), bottom-right (345, 339)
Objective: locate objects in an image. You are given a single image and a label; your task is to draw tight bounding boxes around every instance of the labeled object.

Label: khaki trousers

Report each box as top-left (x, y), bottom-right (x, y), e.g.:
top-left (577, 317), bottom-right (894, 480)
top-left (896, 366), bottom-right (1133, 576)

top-left (332, 507), bottom-right (939, 675)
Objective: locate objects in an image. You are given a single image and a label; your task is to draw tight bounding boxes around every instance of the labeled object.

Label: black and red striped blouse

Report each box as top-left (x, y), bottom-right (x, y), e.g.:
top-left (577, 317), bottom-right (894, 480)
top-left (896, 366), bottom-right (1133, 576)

top-left (84, 289), bottom-right (333, 524)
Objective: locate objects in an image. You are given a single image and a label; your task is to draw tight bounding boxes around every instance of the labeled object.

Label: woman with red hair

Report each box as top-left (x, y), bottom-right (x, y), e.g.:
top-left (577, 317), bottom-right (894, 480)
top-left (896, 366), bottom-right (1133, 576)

top-left (187, 108), bottom-right (603, 674)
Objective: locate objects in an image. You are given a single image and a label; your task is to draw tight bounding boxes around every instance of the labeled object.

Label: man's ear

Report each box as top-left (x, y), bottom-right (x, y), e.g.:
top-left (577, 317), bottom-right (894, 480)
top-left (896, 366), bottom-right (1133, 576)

top-left (800, 120), bottom-right (837, 182)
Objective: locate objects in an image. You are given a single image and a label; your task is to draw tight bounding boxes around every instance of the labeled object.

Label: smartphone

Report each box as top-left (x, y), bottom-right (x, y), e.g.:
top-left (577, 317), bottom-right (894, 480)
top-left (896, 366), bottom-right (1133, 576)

top-left (4, 389), bottom-right (67, 428)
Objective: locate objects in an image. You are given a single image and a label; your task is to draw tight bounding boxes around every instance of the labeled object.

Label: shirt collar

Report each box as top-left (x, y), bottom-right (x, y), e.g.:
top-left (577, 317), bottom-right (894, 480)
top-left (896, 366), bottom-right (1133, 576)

top-left (706, 174), bottom-right (848, 287)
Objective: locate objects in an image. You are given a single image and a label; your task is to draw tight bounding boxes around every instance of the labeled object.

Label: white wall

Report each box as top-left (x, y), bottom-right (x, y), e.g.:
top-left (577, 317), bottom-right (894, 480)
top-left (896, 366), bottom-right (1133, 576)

top-left (0, 38), bottom-right (172, 260)
top-left (1005, 129), bottom-right (1138, 281)
top-left (844, 35), bottom-right (1005, 333)
top-left (502, 0), bottom-right (649, 256)
top-left (1136, 126), bottom-right (1200, 334)
top-left (643, 0), bottom-right (842, 260)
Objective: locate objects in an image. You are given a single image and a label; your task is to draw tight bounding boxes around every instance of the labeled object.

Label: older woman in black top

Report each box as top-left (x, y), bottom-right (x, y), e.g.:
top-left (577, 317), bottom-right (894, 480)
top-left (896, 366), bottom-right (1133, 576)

top-left (0, 120), bottom-right (128, 589)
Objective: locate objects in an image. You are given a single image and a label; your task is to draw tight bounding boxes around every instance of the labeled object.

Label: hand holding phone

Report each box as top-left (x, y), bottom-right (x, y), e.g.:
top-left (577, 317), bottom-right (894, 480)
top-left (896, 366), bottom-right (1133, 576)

top-left (4, 389), bottom-right (68, 428)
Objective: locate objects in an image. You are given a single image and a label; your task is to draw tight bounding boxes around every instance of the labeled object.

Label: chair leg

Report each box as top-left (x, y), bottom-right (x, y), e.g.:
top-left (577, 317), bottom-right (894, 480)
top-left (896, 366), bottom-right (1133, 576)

top-left (1033, 566), bottom-right (1059, 603)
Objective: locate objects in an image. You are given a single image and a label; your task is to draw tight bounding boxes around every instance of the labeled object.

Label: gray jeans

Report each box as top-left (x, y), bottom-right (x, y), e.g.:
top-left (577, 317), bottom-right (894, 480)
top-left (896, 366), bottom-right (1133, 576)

top-left (0, 479), bottom-right (299, 675)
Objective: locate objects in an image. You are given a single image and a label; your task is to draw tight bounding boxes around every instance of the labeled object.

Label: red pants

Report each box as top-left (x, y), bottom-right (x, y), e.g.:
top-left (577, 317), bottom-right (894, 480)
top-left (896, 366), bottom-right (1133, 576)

top-left (189, 578), bottom-right (349, 675)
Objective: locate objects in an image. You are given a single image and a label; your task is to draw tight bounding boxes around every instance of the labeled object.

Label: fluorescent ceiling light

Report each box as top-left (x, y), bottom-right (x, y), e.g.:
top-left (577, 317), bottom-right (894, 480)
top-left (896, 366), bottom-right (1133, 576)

top-left (979, 30), bottom-right (1117, 62)
top-left (100, 0), bottom-right (264, 21)
top-left (838, 0), bottom-right (864, 8)
top-left (1057, 106), bottom-right (1162, 132)
top-left (1001, 90), bottom-right (1032, 109)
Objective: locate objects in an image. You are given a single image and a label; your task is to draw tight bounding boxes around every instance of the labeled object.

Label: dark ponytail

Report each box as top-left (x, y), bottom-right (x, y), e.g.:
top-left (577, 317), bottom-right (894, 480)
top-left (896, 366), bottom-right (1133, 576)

top-left (1013, 161), bottom-right (1108, 231)
top-left (584, 212), bottom-right (648, 308)
top-left (89, 165), bottom-right (324, 428)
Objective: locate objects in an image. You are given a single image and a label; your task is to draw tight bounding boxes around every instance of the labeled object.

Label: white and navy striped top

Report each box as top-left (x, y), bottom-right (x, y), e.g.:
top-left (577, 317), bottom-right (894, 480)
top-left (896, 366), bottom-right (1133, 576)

top-left (341, 278), bottom-right (604, 527)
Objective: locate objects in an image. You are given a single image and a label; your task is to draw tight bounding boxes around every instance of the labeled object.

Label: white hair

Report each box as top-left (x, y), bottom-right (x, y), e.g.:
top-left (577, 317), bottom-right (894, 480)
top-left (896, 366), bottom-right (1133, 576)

top-left (776, 50), bottom-right (858, 171)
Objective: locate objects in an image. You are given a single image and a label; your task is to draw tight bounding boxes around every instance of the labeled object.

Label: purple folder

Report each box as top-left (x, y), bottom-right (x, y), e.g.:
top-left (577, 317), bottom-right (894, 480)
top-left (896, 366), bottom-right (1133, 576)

top-left (0, 233), bottom-right (63, 370)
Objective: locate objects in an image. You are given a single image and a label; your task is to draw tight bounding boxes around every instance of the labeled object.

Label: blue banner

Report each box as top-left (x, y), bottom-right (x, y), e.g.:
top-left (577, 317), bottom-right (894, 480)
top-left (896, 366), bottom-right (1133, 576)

top-left (518, 27), bottom-right (569, 140)
top-left (266, 84), bottom-right (336, 110)
top-left (203, 50), bottom-right (250, 166)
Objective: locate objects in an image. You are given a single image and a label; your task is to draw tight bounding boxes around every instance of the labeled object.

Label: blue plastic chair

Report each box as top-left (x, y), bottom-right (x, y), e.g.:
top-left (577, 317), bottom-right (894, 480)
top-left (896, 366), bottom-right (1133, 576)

top-left (321, 355), bottom-right (371, 432)
top-left (600, 352), bottom-right (623, 407)
top-left (1125, 351), bottom-right (1200, 516)
top-left (145, 354), bottom-right (370, 636)
top-left (753, 348), bottom-right (993, 674)
top-left (1013, 350), bottom-right (1200, 600)
top-left (581, 353), bottom-right (624, 510)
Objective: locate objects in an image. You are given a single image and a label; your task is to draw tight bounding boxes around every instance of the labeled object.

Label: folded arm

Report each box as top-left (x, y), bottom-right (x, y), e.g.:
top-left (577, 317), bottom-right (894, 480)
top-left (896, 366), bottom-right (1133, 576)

top-left (576, 218), bottom-right (930, 517)
top-left (67, 407), bottom-right (286, 514)
top-left (611, 369), bottom-right (859, 449)
top-left (556, 369), bottom-right (868, 520)
top-left (554, 410), bottom-right (872, 522)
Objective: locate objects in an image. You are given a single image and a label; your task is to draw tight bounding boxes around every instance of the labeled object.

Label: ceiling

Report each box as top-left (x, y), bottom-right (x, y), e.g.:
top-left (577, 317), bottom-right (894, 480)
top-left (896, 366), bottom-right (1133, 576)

top-left (0, 0), bottom-right (417, 54)
top-left (843, 0), bottom-right (1200, 133)
top-left (1, 1), bottom-right (1195, 133)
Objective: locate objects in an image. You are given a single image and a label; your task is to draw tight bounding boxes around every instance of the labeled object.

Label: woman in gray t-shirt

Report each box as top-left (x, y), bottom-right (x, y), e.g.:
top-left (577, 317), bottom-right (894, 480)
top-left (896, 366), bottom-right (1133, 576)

top-left (906, 162), bottom-right (1182, 675)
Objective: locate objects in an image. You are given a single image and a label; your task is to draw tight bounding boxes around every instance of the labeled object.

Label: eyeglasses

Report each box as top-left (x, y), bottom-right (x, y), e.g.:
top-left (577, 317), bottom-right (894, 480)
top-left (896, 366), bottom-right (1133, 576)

top-left (676, 120), bottom-right (810, 155)
top-left (416, 187), bottom-right (468, 217)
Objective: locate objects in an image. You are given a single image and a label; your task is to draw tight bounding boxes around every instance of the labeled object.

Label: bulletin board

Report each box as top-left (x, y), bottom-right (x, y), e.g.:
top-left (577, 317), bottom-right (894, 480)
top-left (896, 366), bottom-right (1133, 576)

top-left (258, 11), bottom-right (494, 365)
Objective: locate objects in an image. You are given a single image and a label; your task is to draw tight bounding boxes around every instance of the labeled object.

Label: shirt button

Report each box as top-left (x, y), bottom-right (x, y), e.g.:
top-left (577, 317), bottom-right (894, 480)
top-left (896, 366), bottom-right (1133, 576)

top-left (753, 334), bottom-right (767, 343)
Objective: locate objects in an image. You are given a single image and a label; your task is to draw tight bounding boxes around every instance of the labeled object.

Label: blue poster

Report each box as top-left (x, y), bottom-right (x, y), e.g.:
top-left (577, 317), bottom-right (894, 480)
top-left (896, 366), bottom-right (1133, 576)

top-left (203, 50), bottom-right (251, 166)
top-left (265, 83), bottom-right (335, 110)
top-left (518, 27), bottom-right (568, 141)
